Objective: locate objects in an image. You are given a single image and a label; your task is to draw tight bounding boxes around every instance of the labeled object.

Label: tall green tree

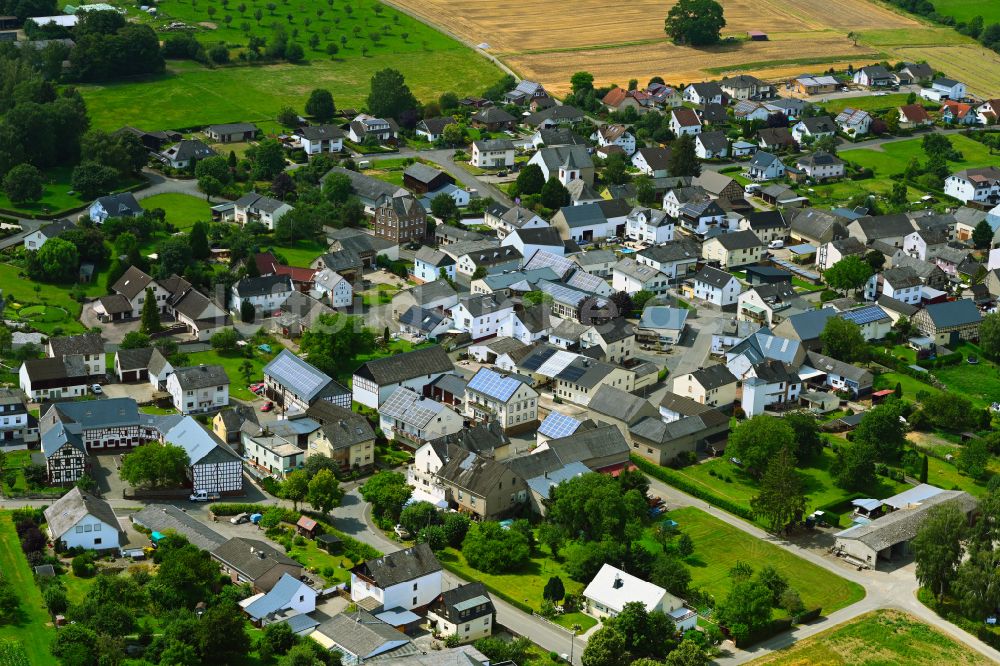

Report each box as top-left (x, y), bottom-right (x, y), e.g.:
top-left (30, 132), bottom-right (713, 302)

top-left (715, 580), bottom-right (773, 644)
top-left (540, 176), bottom-right (570, 209)
top-left (307, 469), bottom-right (342, 514)
top-left (359, 471), bottom-right (412, 523)
top-left (727, 415), bottom-right (796, 473)
top-left (667, 134), bottom-right (701, 177)
top-left (980, 312), bottom-right (1000, 359)
top-left (140, 287), bottom-right (162, 334)
top-left (824, 255), bottom-right (873, 294)
top-left (972, 219), bottom-right (994, 249)
top-left (119, 442), bottom-right (189, 488)
top-left (664, 0), bottom-right (726, 45)
top-left (3, 163), bottom-right (42, 203)
top-left (305, 88), bottom-right (336, 121)
top-left (750, 446), bottom-right (806, 533)
top-left (31, 237), bottom-right (78, 281)
top-left (820, 317), bottom-right (867, 363)
top-left (854, 403), bottom-right (906, 463)
top-left (366, 68), bottom-right (418, 120)
top-left (913, 502), bottom-right (967, 600)
top-left (249, 139), bottom-right (286, 180)
top-left (833, 441), bottom-right (877, 491)
top-left (514, 163), bottom-right (545, 195)
top-left (282, 469), bottom-right (309, 510)
top-left (189, 221), bottom-right (210, 260)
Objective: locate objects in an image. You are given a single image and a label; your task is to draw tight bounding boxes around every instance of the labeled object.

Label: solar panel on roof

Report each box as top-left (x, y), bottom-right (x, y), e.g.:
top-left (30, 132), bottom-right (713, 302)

top-left (839, 307), bottom-right (887, 326)
top-left (521, 346), bottom-right (557, 371)
top-left (467, 368), bottom-right (522, 402)
top-left (538, 411), bottom-right (581, 438)
top-left (558, 365), bottom-right (586, 382)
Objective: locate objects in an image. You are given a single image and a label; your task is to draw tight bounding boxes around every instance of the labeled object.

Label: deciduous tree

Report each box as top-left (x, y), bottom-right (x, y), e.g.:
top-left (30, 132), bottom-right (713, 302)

top-left (305, 88), bottom-right (336, 122)
top-left (727, 415), bottom-right (796, 473)
top-left (667, 133), bottom-right (701, 177)
top-left (664, 0), bottom-right (726, 45)
top-left (366, 68), bottom-right (418, 120)
top-left (307, 468), bottom-right (342, 514)
top-left (820, 317), bottom-right (867, 363)
top-left (120, 442), bottom-right (189, 488)
top-left (913, 502), bottom-right (967, 600)
top-left (824, 255), bottom-right (872, 294)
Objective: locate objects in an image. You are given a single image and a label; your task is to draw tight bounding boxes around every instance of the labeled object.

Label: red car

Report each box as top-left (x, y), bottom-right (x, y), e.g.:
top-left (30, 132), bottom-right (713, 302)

top-left (261, 402), bottom-right (274, 412)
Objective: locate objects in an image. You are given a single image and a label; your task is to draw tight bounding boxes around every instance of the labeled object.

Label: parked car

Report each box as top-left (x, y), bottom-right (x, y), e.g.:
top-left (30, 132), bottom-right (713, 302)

top-left (230, 513), bottom-right (250, 525)
top-left (261, 401), bottom-right (274, 412)
top-left (90, 384), bottom-right (103, 395)
top-left (768, 239), bottom-right (784, 249)
top-left (394, 524), bottom-right (412, 539)
top-left (189, 490), bottom-right (221, 502)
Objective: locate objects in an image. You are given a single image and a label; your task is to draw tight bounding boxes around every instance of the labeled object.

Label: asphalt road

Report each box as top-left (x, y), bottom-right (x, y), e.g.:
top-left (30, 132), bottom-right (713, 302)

top-left (364, 149), bottom-right (514, 207)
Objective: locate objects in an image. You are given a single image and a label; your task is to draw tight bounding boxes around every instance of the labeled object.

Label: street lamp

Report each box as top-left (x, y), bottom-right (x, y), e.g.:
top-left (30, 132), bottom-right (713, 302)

top-left (569, 623), bottom-right (581, 663)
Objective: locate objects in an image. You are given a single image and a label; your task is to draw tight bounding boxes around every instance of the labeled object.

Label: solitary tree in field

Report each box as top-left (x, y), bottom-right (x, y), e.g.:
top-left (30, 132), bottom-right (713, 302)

top-left (305, 88), bottom-right (336, 121)
top-left (664, 0), bottom-right (725, 46)
top-left (848, 31), bottom-right (858, 46)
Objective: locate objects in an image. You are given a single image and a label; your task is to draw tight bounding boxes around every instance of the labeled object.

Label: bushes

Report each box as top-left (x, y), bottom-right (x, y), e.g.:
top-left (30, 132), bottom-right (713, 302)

top-left (631, 456), bottom-right (756, 521)
top-left (71, 552), bottom-right (96, 578)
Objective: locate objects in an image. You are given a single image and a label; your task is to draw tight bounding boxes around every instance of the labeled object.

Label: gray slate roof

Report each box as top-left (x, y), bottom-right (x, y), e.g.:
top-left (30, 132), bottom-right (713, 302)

top-left (131, 504), bottom-right (226, 551)
top-left (44, 487), bottom-right (123, 541)
top-left (212, 537), bottom-right (302, 579)
top-left (172, 364), bottom-right (229, 390)
top-left (354, 543), bottom-right (442, 587)
top-left (354, 345), bottom-right (453, 386)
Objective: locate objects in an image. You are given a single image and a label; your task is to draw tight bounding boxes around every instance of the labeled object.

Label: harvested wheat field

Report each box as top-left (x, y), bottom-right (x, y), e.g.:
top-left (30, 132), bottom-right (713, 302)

top-left (895, 44), bottom-right (1000, 97)
top-left (386, 0), bottom-right (926, 92)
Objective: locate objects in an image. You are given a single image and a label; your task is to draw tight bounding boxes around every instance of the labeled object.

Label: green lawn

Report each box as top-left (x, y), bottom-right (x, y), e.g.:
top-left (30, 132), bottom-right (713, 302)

top-left (799, 177), bottom-right (928, 209)
top-left (550, 611), bottom-right (598, 633)
top-left (667, 448), bottom-right (907, 521)
top-left (663, 507), bottom-right (865, 614)
top-left (873, 371), bottom-right (942, 400)
top-left (921, 0), bottom-right (1000, 24)
top-left (0, 167), bottom-right (141, 217)
top-left (930, 342), bottom-right (1000, 410)
top-left (750, 609), bottom-right (993, 665)
top-left (80, 53), bottom-right (500, 132)
top-left (0, 513), bottom-right (55, 665)
top-left (821, 94), bottom-right (919, 115)
top-left (141, 193), bottom-right (213, 231)
top-left (286, 539), bottom-right (353, 585)
top-left (266, 239), bottom-right (328, 268)
top-left (924, 455), bottom-right (990, 496)
top-left (0, 263), bottom-right (89, 335)
top-left (185, 347), bottom-right (277, 400)
top-left (437, 542), bottom-right (584, 613)
top-left (841, 134), bottom-right (996, 178)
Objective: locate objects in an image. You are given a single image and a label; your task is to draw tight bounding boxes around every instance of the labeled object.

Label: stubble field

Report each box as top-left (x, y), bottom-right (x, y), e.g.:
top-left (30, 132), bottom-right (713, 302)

top-left (385, 0), bottom-right (918, 92)
top-left (384, 0), bottom-right (1000, 96)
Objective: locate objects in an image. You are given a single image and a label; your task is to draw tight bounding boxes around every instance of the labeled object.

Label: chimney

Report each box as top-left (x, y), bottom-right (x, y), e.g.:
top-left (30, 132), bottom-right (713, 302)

top-left (613, 574), bottom-right (623, 589)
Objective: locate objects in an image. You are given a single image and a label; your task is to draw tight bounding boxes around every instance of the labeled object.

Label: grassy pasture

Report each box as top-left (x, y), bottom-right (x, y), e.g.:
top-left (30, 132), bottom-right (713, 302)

top-left (750, 609), bottom-right (992, 665)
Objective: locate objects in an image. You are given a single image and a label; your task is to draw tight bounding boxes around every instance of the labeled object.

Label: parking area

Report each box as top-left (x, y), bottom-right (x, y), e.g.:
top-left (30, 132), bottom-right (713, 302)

top-left (101, 382), bottom-right (162, 404)
top-left (90, 452), bottom-right (132, 498)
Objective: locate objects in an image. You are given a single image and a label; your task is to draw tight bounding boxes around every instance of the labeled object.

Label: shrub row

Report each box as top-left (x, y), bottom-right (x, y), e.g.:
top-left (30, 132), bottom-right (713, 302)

top-left (733, 607), bottom-right (821, 648)
top-left (630, 456), bottom-right (757, 522)
top-left (438, 559), bottom-right (533, 614)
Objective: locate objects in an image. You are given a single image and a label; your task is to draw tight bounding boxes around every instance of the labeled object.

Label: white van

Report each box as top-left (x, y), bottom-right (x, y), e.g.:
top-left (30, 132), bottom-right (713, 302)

top-left (744, 183), bottom-right (761, 195)
top-left (768, 240), bottom-right (784, 250)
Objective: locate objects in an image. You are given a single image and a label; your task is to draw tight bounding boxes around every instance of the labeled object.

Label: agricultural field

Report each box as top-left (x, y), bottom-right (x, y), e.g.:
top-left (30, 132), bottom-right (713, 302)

top-left (80, 0), bottom-right (503, 132)
top-left (919, 0), bottom-right (1000, 26)
top-left (383, 0), bottom-right (929, 93)
top-left (894, 43), bottom-right (1000, 98)
top-left (654, 507), bottom-right (865, 613)
top-left (751, 609), bottom-right (993, 665)
top-left (840, 134), bottom-right (997, 178)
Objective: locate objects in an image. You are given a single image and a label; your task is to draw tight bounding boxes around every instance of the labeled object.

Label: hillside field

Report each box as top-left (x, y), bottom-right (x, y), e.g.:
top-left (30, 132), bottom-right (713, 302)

top-left (80, 0), bottom-right (503, 130)
top-left (382, 0), bottom-right (1000, 97)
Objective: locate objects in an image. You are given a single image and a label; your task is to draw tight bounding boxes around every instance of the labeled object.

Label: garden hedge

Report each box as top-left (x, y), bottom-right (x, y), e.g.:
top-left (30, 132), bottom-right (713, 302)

top-left (630, 456), bottom-right (757, 522)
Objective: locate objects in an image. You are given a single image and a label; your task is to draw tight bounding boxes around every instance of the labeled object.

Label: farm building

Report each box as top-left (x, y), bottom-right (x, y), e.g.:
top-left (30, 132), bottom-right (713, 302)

top-left (833, 485), bottom-right (976, 568)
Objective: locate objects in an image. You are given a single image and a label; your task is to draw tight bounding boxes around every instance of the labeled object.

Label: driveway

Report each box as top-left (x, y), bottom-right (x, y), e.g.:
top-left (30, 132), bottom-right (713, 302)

top-left (102, 382), bottom-right (160, 404)
top-left (80, 303), bottom-right (143, 343)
